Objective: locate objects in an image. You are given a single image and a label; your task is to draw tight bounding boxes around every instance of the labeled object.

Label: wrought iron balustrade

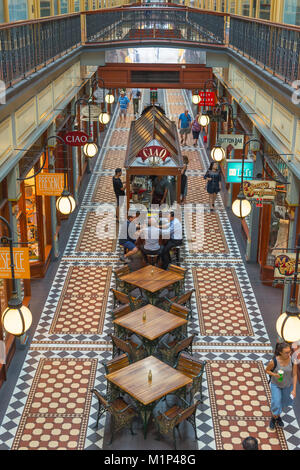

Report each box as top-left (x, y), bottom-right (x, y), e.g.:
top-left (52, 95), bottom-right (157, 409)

top-left (229, 16), bottom-right (300, 83)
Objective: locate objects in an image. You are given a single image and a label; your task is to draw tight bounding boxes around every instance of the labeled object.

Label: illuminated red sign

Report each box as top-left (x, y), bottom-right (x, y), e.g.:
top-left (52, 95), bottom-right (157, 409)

top-left (63, 131), bottom-right (90, 147)
top-left (199, 91), bottom-right (216, 107)
top-left (137, 146), bottom-right (171, 161)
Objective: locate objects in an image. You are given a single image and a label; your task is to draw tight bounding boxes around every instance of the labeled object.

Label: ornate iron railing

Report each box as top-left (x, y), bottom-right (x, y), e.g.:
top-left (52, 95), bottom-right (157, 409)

top-left (0, 14), bottom-right (81, 86)
top-left (229, 16), bottom-right (300, 83)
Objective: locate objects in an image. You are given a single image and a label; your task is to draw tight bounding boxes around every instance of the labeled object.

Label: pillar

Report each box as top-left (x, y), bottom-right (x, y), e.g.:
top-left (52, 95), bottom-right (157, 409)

top-left (226, 99), bottom-right (237, 209)
top-left (7, 168), bottom-right (22, 299)
top-left (47, 123), bottom-right (60, 260)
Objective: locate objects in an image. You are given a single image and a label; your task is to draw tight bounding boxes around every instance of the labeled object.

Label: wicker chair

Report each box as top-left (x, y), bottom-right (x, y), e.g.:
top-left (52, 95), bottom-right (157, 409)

top-left (158, 334), bottom-right (196, 366)
top-left (175, 352), bottom-right (206, 403)
top-left (110, 289), bottom-right (146, 310)
top-left (114, 266), bottom-right (135, 294)
top-left (155, 398), bottom-right (201, 449)
top-left (103, 353), bottom-right (131, 400)
top-left (91, 389), bottom-right (137, 445)
top-left (109, 333), bottom-right (146, 362)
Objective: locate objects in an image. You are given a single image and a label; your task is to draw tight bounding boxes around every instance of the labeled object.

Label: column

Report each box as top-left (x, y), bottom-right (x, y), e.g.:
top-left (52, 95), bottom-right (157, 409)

top-left (7, 168), bottom-right (22, 299)
top-left (48, 123), bottom-right (60, 260)
top-left (226, 99), bottom-right (237, 209)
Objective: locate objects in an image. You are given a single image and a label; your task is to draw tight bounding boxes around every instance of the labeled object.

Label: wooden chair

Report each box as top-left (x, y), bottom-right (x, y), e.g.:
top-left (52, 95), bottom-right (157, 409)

top-left (110, 288), bottom-right (145, 310)
top-left (155, 398), bottom-right (200, 449)
top-left (109, 333), bottom-right (146, 363)
top-left (170, 246), bottom-right (181, 265)
top-left (169, 303), bottom-right (190, 336)
top-left (103, 353), bottom-right (131, 400)
top-left (158, 334), bottom-right (196, 366)
top-left (111, 303), bottom-right (132, 338)
top-left (168, 264), bottom-right (187, 294)
top-left (114, 266), bottom-right (135, 294)
top-left (160, 289), bottom-right (195, 318)
top-left (175, 352), bottom-right (206, 403)
top-left (91, 389), bottom-right (137, 445)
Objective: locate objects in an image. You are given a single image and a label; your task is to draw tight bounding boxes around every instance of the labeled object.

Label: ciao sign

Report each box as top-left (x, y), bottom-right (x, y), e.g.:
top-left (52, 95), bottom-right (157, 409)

top-left (63, 131), bottom-right (89, 147)
top-left (137, 146), bottom-right (171, 162)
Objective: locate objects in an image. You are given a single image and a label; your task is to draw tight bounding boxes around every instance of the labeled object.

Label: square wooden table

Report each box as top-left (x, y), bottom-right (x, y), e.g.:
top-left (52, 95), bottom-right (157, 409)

top-left (113, 304), bottom-right (187, 355)
top-left (106, 355), bottom-right (192, 438)
top-left (119, 265), bottom-right (184, 304)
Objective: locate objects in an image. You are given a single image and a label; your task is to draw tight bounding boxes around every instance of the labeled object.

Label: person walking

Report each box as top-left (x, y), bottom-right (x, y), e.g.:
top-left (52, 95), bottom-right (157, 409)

top-left (113, 168), bottom-right (125, 220)
top-left (265, 342), bottom-right (297, 430)
top-left (191, 114), bottom-right (201, 147)
top-left (180, 155), bottom-right (189, 204)
top-left (178, 109), bottom-right (192, 146)
top-left (204, 162), bottom-right (221, 212)
top-left (118, 91), bottom-right (130, 122)
top-left (130, 88), bottom-right (141, 117)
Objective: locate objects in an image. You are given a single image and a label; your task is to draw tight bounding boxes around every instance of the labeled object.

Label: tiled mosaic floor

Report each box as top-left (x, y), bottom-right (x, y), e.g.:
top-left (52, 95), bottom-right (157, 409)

top-left (1, 88), bottom-right (300, 451)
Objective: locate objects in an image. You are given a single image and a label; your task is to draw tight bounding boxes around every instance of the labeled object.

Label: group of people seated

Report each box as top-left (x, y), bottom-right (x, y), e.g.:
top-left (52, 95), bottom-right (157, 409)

top-left (119, 211), bottom-right (182, 270)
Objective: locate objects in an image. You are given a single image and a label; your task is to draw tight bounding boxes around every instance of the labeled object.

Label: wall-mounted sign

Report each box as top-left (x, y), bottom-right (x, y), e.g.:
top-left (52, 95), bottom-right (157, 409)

top-left (219, 134), bottom-right (244, 149)
top-left (63, 131), bottom-right (89, 147)
top-left (274, 253), bottom-right (299, 279)
top-left (0, 248), bottom-right (30, 279)
top-left (137, 146), bottom-right (171, 162)
top-left (243, 180), bottom-right (277, 200)
top-left (199, 91), bottom-right (215, 107)
top-left (36, 173), bottom-right (65, 196)
top-left (81, 104), bottom-right (102, 121)
top-left (226, 160), bottom-right (254, 183)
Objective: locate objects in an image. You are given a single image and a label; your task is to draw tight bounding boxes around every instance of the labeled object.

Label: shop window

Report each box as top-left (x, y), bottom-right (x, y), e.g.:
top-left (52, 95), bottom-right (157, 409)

top-left (8, 0), bottom-right (28, 21)
top-left (40, 1), bottom-right (51, 16)
top-left (259, 0), bottom-right (271, 19)
top-left (60, 0), bottom-right (68, 13)
top-left (241, 0), bottom-right (250, 15)
top-left (74, 0), bottom-right (80, 11)
top-left (24, 170), bottom-right (40, 262)
top-left (266, 191), bottom-right (289, 266)
top-left (85, 0), bottom-right (89, 10)
top-left (283, 0), bottom-right (300, 25)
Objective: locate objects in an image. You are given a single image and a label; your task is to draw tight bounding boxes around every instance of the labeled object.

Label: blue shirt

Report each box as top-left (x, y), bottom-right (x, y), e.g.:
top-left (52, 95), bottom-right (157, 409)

top-left (179, 113), bottom-right (191, 129)
top-left (119, 96), bottom-right (130, 109)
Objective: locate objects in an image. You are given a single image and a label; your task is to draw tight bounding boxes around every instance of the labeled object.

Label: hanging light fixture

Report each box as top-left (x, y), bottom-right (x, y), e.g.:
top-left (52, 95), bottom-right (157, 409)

top-left (56, 189), bottom-right (76, 216)
top-left (99, 111), bottom-right (111, 125)
top-left (83, 141), bottom-right (98, 158)
top-left (192, 92), bottom-right (200, 105)
top-left (198, 113), bottom-right (210, 127)
top-left (276, 302), bottom-right (300, 343)
top-left (232, 191), bottom-right (252, 219)
top-left (211, 144), bottom-right (225, 162)
top-left (2, 296), bottom-right (32, 337)
top-left (105, 90), bottom-right (115, 104)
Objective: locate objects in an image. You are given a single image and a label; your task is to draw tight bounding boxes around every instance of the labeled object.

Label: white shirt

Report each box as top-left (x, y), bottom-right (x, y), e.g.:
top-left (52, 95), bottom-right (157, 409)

top-left (141, 226), bottom-right (160, 251)
top-left (161, 218), bottom-right (182, 240)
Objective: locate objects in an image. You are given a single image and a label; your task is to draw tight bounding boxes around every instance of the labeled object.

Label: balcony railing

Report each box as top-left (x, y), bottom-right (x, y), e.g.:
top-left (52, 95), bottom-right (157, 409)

top-left (0, 4), bottom-right (299, 88)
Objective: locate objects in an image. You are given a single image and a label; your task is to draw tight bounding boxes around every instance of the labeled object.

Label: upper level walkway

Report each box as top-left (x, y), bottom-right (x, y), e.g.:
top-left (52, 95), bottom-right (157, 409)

top-left (0, 2), bottom-right (299, 89)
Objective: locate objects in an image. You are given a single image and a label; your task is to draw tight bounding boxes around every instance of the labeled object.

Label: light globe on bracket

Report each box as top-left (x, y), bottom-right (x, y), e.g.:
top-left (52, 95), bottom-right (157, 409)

top-left (99, 111), bottom-right (111, 125)
top-left (276, 302), bottom-right (300, 343)
top-left (83, 141), bottom-right (98, 158)
top-left (211, 144), bottom-right (225, 162)
top-left (105, 90), bottom-right (115, 104)
top-left (198, 113), bottom-right (210, 127)
top-left (56, 189), bottom-right (76, 216)
top-left (192, 92), bottom-right (201, 105)
top-left (232, 191), bottom-right (252, 219)
top-left (2, 296), bottom-right (32, 337)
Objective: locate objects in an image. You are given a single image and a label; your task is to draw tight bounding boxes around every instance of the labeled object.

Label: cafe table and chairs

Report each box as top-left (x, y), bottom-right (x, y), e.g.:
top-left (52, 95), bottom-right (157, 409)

top-left (119, 265), bottom-right (184, 305)
top-left (113, 303), bottom-right (188, 356)
top-left (105, 355), bottom-right (192, 439)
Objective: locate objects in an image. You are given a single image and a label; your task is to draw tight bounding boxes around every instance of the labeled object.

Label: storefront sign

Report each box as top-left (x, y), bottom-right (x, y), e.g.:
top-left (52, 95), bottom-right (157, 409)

top-left (274, 253), bottom-right (299, 279)
top-left (199, 91), bottom-right (215, 107)
top-left (243, 180), bottom-right (277, 200)
top-left (36, 173), bottom-right (65, 196)
top-left (219, 134), bottom-right (244, 149)
top-left (81, 104), bottom-right (102, 121)
top-left (137, 146), bottom-right (171, 162)
top-left (226, 160), bottom-right (254, 183)
top-left (0, 248), bottom-right (30, 279)
top-left (63, 131), bottom-right (89, 147)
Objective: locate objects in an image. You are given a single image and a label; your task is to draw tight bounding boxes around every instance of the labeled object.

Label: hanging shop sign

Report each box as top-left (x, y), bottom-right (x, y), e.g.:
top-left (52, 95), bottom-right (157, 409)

top-left (63, 131), bottom-right (90, 147)
top-left (93, 87), bottom-right (104, 103)
top-left (137, 146), bottom-right (171, 162)
top-left (36, 173), bottom-right (65, 196)
top-left (226, 160), bottom-right (254, 183)
top-left (274, 253), bottom-right (300, 279)
top-left (0, 248), bottom-right (30, 279)
top-left (81, 104), bottom-right (102, 121)
top-left (243, 180), bottom-right (277, 200)
top-left (218, 134), bottom-right (244, 149)
top-left (199, 91), bottom-right (215, 107)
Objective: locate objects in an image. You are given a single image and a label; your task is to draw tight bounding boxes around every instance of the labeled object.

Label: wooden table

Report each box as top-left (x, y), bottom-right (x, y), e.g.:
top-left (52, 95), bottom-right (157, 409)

top-left (113, 304), bottom-right (187, 355)
top-left (106, 355), bottom-right (192, 438)
top-left (119, 265), bottom-right (184, 304)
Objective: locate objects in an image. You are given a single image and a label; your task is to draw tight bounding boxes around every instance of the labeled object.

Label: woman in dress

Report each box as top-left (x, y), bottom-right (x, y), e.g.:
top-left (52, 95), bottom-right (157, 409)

top-left (265, 342), bottom-right (297, 430)
top-left (191, 115), bottom-right (201, 147)
top-left (204, 162), bottom-right (221, 212)
top-left (181, 155), bottom-right (189, 204)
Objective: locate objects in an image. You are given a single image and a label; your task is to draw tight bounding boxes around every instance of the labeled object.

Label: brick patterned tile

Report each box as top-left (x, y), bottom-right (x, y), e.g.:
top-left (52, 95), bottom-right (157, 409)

top-left (109, 130), bottom-right (129, 147)
top-left (76, 212), bottom-right (117, 253)
top-left (193, 267), bottom-right (254, 336)
top-left (206, 361), bottom-right (288, 450)
top-left (50, 266), bottom-right (112, 334)
top-left (102, 150), bottom-right (126, 170)
top-left (92, 175), bottom-right (116, 203)
top-left (12, 358), bottom-right (97, 450)
top-left (186, 176), bottom-right (212, 204)
top-left (186, 212), bottom-right (228, 254)
top-left (182, 150), bottom-right (203, 171)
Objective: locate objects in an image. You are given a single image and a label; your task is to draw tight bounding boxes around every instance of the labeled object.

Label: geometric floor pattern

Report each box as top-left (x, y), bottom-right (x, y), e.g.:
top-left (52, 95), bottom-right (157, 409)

top-left (1, 87), bottom-right (300, 451)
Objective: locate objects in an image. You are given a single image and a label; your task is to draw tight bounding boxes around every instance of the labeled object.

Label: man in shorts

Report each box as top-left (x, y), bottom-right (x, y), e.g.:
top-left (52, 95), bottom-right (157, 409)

top-left (119, 213), bottom-right (139, 263)
top-left (178, 109), bottom-right (192, 146)
top-left (118, 91), bottom-right (130, 122)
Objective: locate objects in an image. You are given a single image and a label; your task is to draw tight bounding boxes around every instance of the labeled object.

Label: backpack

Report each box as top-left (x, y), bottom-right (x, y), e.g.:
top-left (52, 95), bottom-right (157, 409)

top-left (268, 356), bottom-right (277, 384)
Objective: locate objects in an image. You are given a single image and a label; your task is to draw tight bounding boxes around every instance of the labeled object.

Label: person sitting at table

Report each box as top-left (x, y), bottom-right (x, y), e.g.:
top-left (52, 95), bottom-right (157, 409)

top-left (160, 211), bottom-right (183, 270)
top-left (136, 216), bottom-right (162, 263)
top-left (119, 213), bottom-right (140, 263)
